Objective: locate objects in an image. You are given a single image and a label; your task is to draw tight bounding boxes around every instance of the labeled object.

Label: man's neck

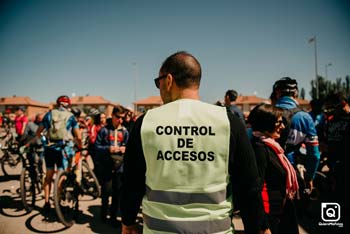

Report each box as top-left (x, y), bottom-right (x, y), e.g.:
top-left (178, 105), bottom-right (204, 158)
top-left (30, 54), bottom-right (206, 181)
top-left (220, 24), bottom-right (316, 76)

top-left (172, 89), bottom-right (200, 101)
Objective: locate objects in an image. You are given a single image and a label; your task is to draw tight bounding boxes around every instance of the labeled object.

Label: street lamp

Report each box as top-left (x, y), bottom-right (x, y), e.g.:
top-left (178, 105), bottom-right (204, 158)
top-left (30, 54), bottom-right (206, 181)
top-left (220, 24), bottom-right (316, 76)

top-left (308, 36), bottom-right (319, 99)
top-left (132, 62), bottom-right (139, 113)
top-left (325, 62), bottom-right (332, 80)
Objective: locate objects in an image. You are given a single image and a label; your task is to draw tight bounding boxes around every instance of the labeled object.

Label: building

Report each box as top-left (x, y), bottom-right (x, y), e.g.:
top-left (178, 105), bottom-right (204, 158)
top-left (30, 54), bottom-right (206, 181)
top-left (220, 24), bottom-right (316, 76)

top-left (70, 95), bottom-right (118, 117)
top-left (235, 95), bottom-right (269, 114)
top-left (133, 96), bottom-right (163, 113)
top-left (235, 95), bottom-right (310, 119)
top-left (0, 95), bottom-right (122, 120)
top-left (133, 95), bottom-right (311, 118)
top-left (0, 96), bottom-right (49, 120)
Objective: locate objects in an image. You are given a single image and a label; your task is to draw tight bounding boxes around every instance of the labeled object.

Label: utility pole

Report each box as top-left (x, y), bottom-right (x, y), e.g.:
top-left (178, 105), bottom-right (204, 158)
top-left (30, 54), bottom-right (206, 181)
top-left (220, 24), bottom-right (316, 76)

top-left (132, 62), bottom-right (138, 113)
top-left (308, 36), bottom-right (319, 99)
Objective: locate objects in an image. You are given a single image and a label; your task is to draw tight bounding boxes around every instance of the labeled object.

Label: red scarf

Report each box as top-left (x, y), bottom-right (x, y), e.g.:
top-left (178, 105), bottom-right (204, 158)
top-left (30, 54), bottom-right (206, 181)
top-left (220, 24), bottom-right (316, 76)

top-left (253, 132), bottom-right (299, 200)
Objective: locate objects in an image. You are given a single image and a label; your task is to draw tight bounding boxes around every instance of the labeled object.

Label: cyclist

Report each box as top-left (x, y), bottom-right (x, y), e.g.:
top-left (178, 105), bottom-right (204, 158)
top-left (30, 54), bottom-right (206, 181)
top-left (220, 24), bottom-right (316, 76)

top-left (36, 95), bottom-right (82, 213)
top-left (19, 113), bottom-right (45, 171)
top-left (273, 77), bottom-right (320, 199)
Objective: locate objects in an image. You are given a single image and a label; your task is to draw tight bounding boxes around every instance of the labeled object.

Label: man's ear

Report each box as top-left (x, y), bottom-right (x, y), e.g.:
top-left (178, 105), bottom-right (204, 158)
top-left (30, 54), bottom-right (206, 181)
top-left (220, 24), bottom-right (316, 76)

top-left (165, 74), bottom-right (174, 91)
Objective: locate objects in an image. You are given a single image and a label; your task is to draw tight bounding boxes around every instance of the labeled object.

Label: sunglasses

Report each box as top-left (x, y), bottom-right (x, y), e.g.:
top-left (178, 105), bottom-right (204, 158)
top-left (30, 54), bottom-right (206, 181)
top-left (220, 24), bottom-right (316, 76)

top-left (275, 120), bottom-right (284, 126)
top-left (113, 114), bottom-right (124, 120)
top-left (154, 74), bottom-right (167, 89)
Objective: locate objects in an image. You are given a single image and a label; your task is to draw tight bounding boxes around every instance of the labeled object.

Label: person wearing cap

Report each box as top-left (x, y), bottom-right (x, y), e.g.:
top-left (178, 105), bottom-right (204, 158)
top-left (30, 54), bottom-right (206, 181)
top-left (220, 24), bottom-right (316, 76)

top-left (121, 51), bottom-right (262, 234)
top-left (15, 106), bottom-right (29, 143)
top-left (36, 95), bottom-right (82, 213)
top-left (272, 77), bottom-right (321, 209)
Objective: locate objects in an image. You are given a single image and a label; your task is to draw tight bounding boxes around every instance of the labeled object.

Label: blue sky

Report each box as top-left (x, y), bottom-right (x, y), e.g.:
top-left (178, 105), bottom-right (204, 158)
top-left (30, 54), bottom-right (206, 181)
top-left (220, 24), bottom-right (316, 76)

top-left (0, 0), bottom-right (349, 108)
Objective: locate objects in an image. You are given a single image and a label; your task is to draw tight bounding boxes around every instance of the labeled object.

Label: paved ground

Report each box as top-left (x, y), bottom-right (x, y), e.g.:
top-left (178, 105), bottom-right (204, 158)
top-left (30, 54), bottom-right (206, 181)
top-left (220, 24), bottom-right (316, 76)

top-left (0, 149), bottom-right (344, 234)
top-left (0, 172), bottom-right (124, 234)
top-left (0, 173), bottom-right (301, 234)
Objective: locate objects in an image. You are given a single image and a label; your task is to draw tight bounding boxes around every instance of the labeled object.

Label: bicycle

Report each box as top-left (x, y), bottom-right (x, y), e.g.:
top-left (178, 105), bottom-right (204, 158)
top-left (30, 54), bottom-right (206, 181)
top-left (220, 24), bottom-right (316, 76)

top-left (19, 144), bottom-right (45, 213)
top-left (0, 129), bottom-right (23, 176)
top-left (79, 149), bottom-right (101, 198)
top-left (53, 150), bottom-right (101, 227)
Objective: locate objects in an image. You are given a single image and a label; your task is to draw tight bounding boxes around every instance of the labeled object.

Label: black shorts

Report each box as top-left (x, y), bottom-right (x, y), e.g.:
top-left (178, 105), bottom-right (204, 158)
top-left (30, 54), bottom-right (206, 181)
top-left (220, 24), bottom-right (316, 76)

top-left (44, 147), bottom-right (66, 170)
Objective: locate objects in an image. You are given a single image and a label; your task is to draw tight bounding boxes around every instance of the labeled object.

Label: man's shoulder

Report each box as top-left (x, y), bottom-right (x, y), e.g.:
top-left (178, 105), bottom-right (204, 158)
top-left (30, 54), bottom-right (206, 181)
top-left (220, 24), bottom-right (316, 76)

top-left (291, 109), bottom-right (313, 122)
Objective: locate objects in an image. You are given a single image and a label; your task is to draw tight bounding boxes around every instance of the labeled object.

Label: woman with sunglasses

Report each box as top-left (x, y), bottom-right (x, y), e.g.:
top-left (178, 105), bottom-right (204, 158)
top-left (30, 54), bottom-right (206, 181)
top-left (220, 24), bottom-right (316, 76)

top-left (248, 103), bottom-right (299, 234)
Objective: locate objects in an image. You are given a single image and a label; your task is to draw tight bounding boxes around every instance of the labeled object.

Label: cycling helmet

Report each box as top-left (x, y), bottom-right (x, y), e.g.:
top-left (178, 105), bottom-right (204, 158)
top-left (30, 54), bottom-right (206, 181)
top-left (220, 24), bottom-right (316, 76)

top-left (56, 95), bottom-right (71, 107)
top-left (273, 77), bottom-right (298, 96)
top-left (71, 107), bottom-right (82, 118)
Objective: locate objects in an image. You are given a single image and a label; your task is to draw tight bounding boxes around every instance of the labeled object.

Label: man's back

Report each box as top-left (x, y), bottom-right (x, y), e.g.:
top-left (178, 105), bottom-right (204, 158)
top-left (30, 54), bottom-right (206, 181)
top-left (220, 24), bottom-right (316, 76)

top-left (276, 96), bottom-right (320, 181)
top-left (140, 99), bottom-right (232, 232)
top-left (142, 99), bottom-right (230, 188)
top-left (121, 51), bottom-right (261, 234)
top-left (227, 104), bottom-right (245, 124)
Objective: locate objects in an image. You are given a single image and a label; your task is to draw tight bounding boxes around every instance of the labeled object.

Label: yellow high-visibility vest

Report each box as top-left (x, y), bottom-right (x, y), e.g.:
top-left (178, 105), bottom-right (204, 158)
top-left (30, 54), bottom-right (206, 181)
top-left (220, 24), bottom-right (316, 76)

top-left (141, 99), bottom-right (233, 234)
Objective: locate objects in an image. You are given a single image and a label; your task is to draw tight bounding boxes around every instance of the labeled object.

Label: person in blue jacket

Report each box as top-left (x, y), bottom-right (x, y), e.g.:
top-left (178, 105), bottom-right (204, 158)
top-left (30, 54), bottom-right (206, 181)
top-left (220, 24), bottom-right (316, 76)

top-left (272, 77), bottom-right (320, 199)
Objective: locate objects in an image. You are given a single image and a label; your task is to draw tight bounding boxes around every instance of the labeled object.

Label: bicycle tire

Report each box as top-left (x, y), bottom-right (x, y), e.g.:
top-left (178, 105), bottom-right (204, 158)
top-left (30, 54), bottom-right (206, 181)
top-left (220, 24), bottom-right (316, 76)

top-left (36, 159), bottom-right (45, 194)
top-left (20, 167), bottom-right (36, 212)
top-left (81, 161), bottom-right (101, 198)
top-left (1, 152), bottom-right (23, 176)
top-left (53, 170), bottom-right (78, 227)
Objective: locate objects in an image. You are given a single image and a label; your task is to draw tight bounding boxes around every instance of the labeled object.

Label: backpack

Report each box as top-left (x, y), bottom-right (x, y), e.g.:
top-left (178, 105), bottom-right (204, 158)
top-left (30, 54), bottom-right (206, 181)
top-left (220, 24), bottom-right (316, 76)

top-left (276, 107), bottom-right (302, 150)
top-left (48, 109), bottom-right (73, 141)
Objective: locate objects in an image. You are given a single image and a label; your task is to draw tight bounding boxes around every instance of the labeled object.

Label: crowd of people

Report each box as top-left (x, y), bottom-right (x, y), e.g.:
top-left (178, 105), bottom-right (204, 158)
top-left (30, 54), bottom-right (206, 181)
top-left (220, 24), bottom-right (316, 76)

top-left (0, 51), bottom-right (348, 234)
top-left (0, 96), bottom-right (136, 228)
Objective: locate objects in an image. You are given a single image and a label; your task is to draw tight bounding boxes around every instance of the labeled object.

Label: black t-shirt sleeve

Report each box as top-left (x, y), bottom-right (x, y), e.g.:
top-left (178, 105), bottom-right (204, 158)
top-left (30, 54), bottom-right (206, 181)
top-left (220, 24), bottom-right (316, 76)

top-left (121, 114), bottom-right (146, 225)
top-left (228, 111), bottom-right (263, 234)
top-left (253, 139), bottom-right (269, 183)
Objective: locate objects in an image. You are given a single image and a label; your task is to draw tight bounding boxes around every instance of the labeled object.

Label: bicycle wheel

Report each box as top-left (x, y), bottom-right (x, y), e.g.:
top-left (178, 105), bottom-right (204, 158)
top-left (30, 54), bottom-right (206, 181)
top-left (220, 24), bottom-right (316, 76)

top-left (54, 170), bottom-right (78, 227)
top-left (81, 161), bottom-right (101, 198)
top-left (20, 167), bottom-right (36, 212)
top-left (34, 157), bottom-right (45, 195)
top-left (1, 151), bottom-right (23, 176)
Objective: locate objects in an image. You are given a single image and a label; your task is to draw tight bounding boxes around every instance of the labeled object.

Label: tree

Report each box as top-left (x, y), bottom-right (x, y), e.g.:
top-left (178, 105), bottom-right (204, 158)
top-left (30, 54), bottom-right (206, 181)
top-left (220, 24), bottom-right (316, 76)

top-left (310, 75), bottom-right (350, 101)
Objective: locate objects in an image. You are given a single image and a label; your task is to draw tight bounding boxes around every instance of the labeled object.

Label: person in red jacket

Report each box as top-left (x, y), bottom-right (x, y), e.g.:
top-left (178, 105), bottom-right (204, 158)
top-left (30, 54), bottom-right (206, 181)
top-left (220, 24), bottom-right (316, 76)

top-left (14, 106), bottom-right (28, 144)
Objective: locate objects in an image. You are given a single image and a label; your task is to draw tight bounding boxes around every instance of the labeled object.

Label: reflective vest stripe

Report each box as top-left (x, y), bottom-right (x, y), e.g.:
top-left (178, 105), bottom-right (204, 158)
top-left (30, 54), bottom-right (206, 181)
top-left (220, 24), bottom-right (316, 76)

top-left (141, 100), bottom-right (232, 233)
top-left (143, 213), bottom-right (232, 234)
top-left (146, 185), bottom-right (227, 205)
